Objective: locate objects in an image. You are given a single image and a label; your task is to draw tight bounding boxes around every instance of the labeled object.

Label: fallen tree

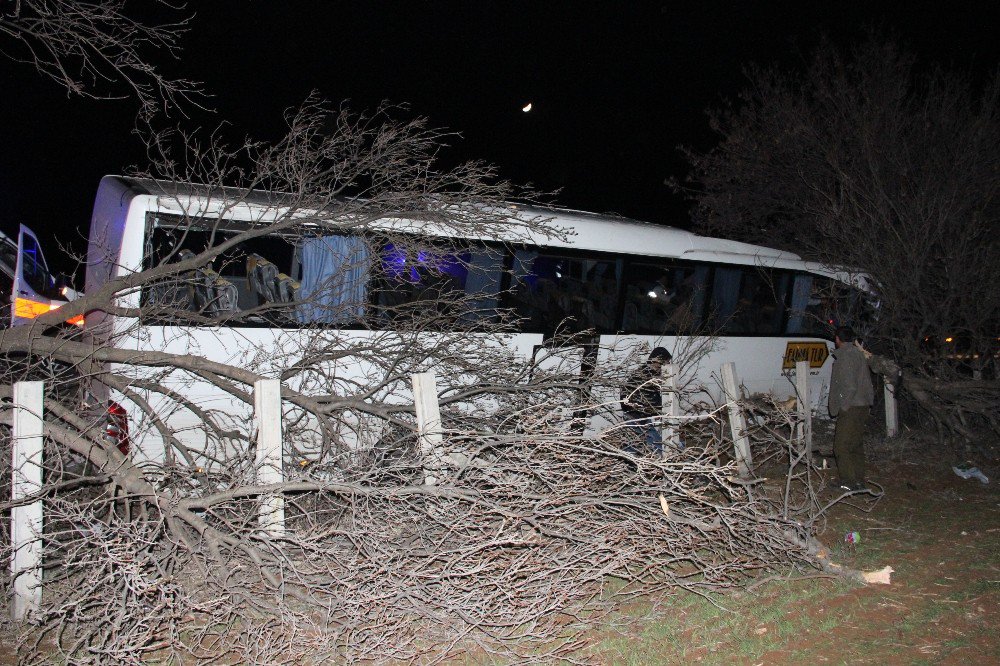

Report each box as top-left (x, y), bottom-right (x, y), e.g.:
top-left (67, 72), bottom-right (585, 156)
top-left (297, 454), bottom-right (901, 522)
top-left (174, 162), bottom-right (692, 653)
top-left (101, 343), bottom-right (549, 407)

top-left (0, 100), bottom-right (877, 664)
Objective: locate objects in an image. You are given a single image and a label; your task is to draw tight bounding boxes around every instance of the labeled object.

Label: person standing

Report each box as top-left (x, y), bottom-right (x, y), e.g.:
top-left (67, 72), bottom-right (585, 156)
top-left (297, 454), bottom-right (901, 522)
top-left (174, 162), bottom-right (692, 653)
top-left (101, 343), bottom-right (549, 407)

top-left (828, 326), bottom-right (874, 491)
top-left (621, 347), bottom-right (672, 454)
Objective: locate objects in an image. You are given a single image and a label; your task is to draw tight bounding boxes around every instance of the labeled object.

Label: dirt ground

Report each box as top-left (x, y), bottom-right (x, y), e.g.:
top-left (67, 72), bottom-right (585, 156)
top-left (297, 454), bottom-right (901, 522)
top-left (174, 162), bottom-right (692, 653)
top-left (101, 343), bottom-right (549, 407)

top-left (763, 454), bottom-right (999, 663)
top-left (592, 426), bottom-right (1000, 665)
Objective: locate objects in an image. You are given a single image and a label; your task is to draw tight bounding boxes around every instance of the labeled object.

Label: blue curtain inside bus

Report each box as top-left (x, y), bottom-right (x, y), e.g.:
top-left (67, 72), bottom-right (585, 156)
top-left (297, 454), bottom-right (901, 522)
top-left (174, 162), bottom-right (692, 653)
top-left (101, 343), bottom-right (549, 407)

top-left (296, 235), bottom-right (370, 324)
top-left (710, 266), bottom-right (742, 329)
top-left (786, 274), bottom-right (813, 333)
top-left (462, 249), bottom-right (503, 318)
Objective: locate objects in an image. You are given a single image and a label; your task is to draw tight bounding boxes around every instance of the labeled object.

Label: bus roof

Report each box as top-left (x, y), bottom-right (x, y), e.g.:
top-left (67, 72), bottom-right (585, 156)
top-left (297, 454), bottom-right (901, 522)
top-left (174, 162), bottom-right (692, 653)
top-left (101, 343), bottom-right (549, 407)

top-left (508, 203), bottom-right (803, 265)
top-left (106, 175), bottom-right (809, 269)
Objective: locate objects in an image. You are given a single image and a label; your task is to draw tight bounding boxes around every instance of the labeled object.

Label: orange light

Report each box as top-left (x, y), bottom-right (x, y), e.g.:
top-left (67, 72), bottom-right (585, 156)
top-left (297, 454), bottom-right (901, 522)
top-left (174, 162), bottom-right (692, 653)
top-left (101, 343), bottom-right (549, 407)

top-left (14, 297), bottom-right (82, 326)
top-left (14, 297), bottom-right (56, 319)
top-left (945, 337), bottom-right (954, 343)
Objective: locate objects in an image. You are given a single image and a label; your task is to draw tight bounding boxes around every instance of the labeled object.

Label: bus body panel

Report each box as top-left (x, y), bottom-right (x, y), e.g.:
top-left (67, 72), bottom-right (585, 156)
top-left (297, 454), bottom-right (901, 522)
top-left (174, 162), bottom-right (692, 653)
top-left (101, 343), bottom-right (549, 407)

top-left (111, 328), bottom-right (833, 467)
top-left (82, 175), bottom-right (843, 464)
top-left (587, 334), bottom-right (831, 433)
top-left (110, 325), bottom-right (547, 466)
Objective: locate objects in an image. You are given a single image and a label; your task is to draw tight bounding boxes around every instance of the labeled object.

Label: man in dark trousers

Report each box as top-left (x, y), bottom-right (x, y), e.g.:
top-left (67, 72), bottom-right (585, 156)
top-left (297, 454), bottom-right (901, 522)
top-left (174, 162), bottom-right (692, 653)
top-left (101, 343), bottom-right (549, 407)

top-left (828, 326), bottom-right (874, 491)
top-left (621, 347), bottom-right (672, 454)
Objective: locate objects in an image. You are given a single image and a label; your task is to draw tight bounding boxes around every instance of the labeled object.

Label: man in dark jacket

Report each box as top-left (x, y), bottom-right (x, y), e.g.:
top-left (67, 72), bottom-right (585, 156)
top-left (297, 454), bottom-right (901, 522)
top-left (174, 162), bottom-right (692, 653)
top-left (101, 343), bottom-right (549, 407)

top-left (621, 347), bottom-right (672, 454)
top-left (828, 326), bottom-right (874, 490)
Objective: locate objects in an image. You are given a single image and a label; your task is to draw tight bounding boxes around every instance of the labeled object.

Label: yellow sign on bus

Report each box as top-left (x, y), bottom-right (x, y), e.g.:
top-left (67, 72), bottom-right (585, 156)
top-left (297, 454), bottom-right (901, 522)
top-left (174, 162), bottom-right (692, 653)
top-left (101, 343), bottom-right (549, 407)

top-left (782, 341), bottom-right (830, 369)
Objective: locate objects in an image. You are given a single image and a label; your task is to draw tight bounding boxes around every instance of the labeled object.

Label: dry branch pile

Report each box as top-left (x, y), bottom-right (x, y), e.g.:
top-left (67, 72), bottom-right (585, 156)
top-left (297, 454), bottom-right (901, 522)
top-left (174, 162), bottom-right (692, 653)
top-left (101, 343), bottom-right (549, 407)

top-left (3, 401), bottom-right (826, 664)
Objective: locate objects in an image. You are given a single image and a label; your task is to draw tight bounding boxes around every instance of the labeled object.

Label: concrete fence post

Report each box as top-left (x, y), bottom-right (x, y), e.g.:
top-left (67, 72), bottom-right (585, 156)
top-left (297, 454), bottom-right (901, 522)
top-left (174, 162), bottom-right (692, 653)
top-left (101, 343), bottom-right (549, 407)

top-left (412, 371), bottom-right (443, 486)
top-left (884, 378), bottom-right (899, 438)
top-left (253, 379), bottom-right (284, 536)
top-left (661, 362), bottom-right (682, 453)
top-left (11, 381), bottom-right (44, 621)
top-left (794, 360), bottom-right (813, 455)
top-left (721, 362), bottom-right (752, 478)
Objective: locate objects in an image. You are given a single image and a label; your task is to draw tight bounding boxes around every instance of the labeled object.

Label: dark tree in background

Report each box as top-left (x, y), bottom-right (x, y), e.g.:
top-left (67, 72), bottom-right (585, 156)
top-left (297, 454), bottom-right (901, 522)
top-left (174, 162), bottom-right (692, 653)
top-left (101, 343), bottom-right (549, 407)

top-left (679, 36), bottom-right (1000, 442)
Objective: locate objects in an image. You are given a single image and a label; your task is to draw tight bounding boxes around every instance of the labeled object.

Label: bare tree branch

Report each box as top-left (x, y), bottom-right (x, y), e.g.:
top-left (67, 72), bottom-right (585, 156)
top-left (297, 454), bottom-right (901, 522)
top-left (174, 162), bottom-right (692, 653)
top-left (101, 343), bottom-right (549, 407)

top-left (0, 0), bottom-right (203, 116)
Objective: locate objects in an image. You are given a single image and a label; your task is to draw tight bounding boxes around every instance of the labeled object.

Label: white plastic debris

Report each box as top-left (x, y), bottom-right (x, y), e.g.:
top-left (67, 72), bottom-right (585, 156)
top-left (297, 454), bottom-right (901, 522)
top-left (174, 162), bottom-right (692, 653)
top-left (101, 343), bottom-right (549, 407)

top-left (862, 565), bottom-right (894, 585)
top-left (953, 466), bottom-right (989, 484)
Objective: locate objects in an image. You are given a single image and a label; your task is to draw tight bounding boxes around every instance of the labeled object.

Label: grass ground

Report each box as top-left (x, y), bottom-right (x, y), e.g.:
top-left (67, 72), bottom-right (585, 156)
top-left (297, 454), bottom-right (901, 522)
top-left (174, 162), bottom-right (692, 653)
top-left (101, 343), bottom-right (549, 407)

top-left (588, 447), bottom-right (1000, 664)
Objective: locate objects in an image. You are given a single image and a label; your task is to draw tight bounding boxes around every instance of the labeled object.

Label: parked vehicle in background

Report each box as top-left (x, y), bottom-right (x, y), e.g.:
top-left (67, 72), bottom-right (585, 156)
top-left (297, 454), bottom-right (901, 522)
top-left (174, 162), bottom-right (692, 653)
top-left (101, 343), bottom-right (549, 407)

top-left (2, 224), bottom-right (126, 456)
top-left (1, 224), bottom-right (78, 327)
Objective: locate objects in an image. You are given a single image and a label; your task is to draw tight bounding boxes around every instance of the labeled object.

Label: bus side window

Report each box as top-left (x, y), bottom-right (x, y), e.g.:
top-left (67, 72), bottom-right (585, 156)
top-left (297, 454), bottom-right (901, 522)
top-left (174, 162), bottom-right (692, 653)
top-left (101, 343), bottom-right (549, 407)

top-left (705, 266), bottom-right (792, 335)
top-left (374, 240), bottom-right (506, 328)
top-left (619, 261), bottom-right (708, 335)
top-left (141, 219), bottom-right (299, 324)
top-left (508, 251), bottom-right (620, 334)
top-left (786, 274), bottom-right (871, 337)
top-left (803, 275), bottom-right (841, 334)
top-left (735, 269), bottom-right (789, 335)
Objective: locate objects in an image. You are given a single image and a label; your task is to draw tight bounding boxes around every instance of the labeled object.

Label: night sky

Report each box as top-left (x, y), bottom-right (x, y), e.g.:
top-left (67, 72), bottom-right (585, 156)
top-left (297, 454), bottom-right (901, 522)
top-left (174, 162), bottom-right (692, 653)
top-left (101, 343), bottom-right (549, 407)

top-left (2, 1), bottom-right (998, 274)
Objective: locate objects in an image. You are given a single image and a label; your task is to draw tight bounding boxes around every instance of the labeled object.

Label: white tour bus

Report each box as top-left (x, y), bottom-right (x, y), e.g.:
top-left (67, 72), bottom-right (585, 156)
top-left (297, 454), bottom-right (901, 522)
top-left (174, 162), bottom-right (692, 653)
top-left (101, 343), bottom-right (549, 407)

top-left (81, 176), bottom-right (865, 464)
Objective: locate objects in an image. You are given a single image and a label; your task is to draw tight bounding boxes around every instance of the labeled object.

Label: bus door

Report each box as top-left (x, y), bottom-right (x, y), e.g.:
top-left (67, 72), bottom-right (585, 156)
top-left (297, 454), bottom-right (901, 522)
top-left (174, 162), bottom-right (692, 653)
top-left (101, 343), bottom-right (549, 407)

top-left (12, 224), bottom-right (70, 326)
top-left (527, 332), bottom-right (601, 433)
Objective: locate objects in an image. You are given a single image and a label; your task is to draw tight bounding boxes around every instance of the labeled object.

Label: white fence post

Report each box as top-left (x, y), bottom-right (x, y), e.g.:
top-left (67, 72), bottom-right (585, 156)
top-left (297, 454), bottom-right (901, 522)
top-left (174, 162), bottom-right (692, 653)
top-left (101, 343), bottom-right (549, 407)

top-left (795, 360), bottom-right (813, 455)
top-left (721, 362), bottom-right (752, 478)
top-left (412, 371), bottom-right (443, 486)
top-left (11, 381), bottom-right (44, 621)
top-left (253, 379), bottom-right (284, 537)
top-left (884, 378), bottom-right (899, 438)
top-left (661, 362), bottom-right (682, 452)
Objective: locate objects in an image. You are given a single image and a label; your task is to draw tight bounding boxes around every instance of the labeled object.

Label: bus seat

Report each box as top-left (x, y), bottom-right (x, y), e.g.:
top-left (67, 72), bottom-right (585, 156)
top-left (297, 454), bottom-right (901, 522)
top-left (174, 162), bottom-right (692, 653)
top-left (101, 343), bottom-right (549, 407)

top-left (193, 268), bottom-right (217, 313)
top-left (211, 278), bottom-right (239, 316)
top-left (194, 268), bottom-right (239, 317)
top-left (276, 273), bottom-right (300, 303)
top-left (147, 248), bottom-right (197, 311)
top-left (247, 254), bottom-right (279, 304)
